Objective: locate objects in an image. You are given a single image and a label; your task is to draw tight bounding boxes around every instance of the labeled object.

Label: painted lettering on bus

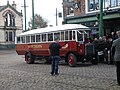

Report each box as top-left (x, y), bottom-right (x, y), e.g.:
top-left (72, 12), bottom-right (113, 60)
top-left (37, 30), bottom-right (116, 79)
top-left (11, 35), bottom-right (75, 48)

top-left (28, 45), bottom-right (42, 48)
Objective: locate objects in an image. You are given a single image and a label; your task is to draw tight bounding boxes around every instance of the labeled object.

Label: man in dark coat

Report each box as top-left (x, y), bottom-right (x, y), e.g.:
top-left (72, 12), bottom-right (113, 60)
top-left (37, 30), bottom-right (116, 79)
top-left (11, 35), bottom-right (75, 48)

top-left (49, 37), bottom-right (68, 75)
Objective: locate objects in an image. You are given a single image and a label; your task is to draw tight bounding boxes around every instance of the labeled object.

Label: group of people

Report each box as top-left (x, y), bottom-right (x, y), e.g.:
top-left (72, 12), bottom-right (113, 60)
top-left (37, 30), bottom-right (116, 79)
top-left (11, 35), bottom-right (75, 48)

top-left (92, 36), bottom-right (114, 64)
top-left (48, 31), bottom-right (120, 85)
top-left (87, 31), bottom-right (120, 85)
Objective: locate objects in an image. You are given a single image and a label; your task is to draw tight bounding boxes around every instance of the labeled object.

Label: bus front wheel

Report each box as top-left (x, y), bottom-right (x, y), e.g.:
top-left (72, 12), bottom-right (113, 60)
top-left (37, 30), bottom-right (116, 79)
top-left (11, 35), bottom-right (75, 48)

top-left (67, 53), bottom-right (77, 67)
top-left (25, 53), bottom-right (35, 64)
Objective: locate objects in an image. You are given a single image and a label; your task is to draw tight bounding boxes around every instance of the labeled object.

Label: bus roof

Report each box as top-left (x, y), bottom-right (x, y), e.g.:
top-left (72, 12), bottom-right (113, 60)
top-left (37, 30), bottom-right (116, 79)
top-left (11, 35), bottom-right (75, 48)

top-left (17, 24), bottom-right (90, 36)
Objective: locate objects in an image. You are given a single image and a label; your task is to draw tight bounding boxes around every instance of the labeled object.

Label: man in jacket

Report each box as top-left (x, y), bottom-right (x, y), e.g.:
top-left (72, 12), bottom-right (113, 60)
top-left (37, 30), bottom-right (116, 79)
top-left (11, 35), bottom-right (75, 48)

top-left (49, 37), bottom-right (68, 75)
top-left (111, 31), bottom-right (120, 85)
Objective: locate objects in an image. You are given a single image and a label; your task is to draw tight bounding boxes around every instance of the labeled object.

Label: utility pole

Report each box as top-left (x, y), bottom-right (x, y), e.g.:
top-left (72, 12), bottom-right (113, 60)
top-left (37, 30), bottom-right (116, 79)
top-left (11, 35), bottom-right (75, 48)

top-left (32, 0), bottom-right (35, 29)
top-left (99, 0), bottom-right (104, 37)
top-left (23, 0), bottom-right (27, 31)
top-left (56, 8), bottom-right (58, 26)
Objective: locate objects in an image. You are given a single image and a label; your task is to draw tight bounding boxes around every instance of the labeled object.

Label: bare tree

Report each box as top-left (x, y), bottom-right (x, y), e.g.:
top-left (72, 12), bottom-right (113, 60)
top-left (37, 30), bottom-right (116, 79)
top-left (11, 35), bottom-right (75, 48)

top-left (28, 14), bottom-right (48, 29)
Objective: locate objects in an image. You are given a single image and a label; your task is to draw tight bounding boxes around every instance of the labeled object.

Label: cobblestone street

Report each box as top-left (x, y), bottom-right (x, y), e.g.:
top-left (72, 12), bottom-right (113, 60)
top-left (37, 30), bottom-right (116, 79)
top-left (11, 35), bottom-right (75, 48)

top-left (0, 50), bottom-right (120, 90)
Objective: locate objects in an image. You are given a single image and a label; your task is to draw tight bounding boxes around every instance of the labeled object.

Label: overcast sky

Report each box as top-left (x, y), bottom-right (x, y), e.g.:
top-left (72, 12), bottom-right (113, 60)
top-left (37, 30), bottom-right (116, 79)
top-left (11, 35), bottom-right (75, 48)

top-left (0, 0), bottom-right (63, 29)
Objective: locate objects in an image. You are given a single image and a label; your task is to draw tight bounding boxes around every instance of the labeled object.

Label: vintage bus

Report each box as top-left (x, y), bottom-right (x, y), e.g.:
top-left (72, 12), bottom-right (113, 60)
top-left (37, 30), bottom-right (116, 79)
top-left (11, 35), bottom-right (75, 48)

top-left (15, 24), bottom-right (97, 66)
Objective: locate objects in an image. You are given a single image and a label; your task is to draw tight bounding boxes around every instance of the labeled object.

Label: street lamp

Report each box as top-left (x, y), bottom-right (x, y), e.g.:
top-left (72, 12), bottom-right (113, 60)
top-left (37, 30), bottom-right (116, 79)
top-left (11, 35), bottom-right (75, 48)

top-left (24, 0), bottom-right (26, 31)
top-left (99, 0), bottom-right (104, 37)
top-left (32, 0), bottom-right (35, 29)
top-left (56, 8), bottom-right (62, 26)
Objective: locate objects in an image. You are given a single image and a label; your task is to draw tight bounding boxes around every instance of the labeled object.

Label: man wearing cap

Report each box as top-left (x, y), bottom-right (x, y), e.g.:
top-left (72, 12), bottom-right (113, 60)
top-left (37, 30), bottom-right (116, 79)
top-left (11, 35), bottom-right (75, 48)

top-left (49, 37), bottom-right (68, 75)
top-left (111, 31), bottom-right (120, 85)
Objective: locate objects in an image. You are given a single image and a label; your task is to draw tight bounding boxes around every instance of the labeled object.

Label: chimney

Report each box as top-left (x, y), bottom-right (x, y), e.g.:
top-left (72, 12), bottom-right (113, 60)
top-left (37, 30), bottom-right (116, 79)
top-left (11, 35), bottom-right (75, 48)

top-left (12, 1), bottom-right (16, 9)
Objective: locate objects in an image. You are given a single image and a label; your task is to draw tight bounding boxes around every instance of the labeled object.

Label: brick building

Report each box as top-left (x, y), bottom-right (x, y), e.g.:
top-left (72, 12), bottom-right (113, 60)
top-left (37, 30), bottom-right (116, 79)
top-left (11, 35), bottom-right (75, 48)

top-left (63, 0), bottom-right (120, 38)
top-left (0, 1), bottom-right (23, 49)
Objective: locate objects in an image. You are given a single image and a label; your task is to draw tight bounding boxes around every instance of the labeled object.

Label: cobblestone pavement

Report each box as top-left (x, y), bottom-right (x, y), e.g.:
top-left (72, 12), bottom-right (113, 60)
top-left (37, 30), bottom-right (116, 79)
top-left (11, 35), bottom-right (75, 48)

top-left (0, 50), bottom-right (120, 90)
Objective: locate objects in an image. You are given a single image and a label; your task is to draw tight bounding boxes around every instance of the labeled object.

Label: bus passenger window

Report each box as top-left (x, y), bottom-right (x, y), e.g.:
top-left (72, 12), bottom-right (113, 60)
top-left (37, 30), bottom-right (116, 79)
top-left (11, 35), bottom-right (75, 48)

top-left (48, 33), bottom-right (53, 41)
top-left (54, 33), bottom-right (60, 40)
top-left (36, 35), bottom-right (41, 42)
top-left (61, 32), bottom-right (64, 41)
top-left (77, 32), bottom-right (83, 41)
top-left (17, 37), bottom-right (20, 43)
top-left (42, 34), bottom-right (46, 42)
top-left (31, 35), bottom-right (35, 42)
top-left (73, 31), bottom-right (75, 40)
top-left (26, 36), bottom-right (30, 43)
top-left (21, 36), bottom-right (25, 43)
top-left (69, 31), bottom-right (72, 40)
top-left (65, 31), bottom-right (68, 40)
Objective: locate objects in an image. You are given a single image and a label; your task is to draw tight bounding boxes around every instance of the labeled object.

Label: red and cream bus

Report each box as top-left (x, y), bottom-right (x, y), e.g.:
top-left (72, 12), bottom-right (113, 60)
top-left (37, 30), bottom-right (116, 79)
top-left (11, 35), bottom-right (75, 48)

top-left (15, 24), bottom-right (97, 66)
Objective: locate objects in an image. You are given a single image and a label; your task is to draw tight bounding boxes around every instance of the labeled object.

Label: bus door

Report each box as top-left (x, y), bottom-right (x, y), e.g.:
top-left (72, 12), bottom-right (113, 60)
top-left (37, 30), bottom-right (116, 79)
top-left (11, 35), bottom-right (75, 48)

top-left (76, 30), bottom-right (85, 55)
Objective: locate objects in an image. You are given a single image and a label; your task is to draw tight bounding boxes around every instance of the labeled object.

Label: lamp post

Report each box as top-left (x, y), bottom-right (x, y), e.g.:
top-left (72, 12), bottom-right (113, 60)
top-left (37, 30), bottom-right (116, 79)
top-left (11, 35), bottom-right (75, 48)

top-left (24, 0), bottom-right (26, 31)
top-left (32, 0), bottom-right (35, 29)
top-left (56, 8), bottom-right (58, 26)
top-left (99, 0), bottom-right (104, 37)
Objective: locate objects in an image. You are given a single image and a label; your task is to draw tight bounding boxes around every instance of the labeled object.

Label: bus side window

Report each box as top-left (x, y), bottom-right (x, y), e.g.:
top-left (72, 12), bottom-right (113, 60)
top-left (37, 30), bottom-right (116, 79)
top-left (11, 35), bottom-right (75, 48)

top-left (69, 31), bottom-right (72, 40)
top-left (42, 34), bottom-right (46, 42)
top-left (26, 36), bottom-right (30, 43)
top-left (17, 37), bottom-right (20, 43)
top-left (54, 32), bottom-right (60, 40)
top-left (31, 35), bottom-right (35, 42)
top-left (61, 32), bottom-right (64, 41)
top-left (36, 34), bottom-right (41, 42)
top-left (77, 32), bottom-right (83, 41)
top-left (21, 36), bottom-right (25, 43)
top-left (48, 33), bottom-right (53, 41)
top-left (65, 31), bottom-right (68, 40)
top-left (72, 31), bottom-right (75, 40)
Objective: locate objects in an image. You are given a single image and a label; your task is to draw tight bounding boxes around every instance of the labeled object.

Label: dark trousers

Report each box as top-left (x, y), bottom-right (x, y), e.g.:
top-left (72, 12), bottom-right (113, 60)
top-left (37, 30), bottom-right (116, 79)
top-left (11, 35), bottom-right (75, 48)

top-left (109, 50), bottom-right (114, 64)
top-left (50, 56), bottom-right (60, 75)
top-left (115, 61), bottom-right (120, 85)
top-left (104, 49), bottom-right (108, 63)
top-left (98, 51), bottom-right (104, 63)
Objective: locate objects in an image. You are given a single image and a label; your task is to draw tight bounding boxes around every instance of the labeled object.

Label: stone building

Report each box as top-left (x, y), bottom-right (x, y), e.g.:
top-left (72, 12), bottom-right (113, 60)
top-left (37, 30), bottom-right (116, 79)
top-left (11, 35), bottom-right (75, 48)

top-left (0, 1), bottom-right (23, 49)
top-left (63, 0), bottom-right (120, 38)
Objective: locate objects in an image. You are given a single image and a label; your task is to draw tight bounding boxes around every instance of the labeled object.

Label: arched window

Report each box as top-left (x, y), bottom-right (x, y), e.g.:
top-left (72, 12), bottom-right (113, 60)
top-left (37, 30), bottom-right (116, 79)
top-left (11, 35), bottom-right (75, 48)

top-left (4, 11), bottom-right (15, 26)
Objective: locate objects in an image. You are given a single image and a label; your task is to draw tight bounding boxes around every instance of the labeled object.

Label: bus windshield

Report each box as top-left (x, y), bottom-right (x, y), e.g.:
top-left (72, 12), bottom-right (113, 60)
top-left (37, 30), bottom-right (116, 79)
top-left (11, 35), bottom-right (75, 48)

top-left (77, 30), bottom-right (88, 42)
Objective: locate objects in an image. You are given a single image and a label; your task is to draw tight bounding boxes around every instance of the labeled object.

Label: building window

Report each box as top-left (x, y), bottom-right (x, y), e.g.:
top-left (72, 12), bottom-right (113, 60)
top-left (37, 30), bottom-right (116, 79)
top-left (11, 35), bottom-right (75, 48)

top-left (111, 0), bottom-right (117, 7)
top-left (5, 31), bottom-right (15, 42)
top-left (4, 12), bottom-right (15, 27)
top-left (88, 0), bottom-right (99, 11)
top-left (87, 0), bottom-right (119, 12)
top-left (104, 0), bottom-right (110, 8)
top-left (118, 0), bottom-right (120, 6)
top-left (9, 32), bottom-right (13, 41)
top-left (5, 32), bottom-right (8, 41)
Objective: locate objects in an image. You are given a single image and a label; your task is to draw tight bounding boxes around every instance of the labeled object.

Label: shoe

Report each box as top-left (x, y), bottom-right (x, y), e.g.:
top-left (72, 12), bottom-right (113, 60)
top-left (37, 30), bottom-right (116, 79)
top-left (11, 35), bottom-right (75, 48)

top-left (55, 73), bottom-right (59, 75)
top-left (50, 72), bottom-right (54, 76)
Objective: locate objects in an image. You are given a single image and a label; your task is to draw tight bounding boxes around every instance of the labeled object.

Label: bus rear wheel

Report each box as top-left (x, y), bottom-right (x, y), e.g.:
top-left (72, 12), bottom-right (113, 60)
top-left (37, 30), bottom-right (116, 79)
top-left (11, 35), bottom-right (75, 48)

top-left (25, 53), bottom-right (35, 64)
top-left (67, 53), bottom-right (77, 67)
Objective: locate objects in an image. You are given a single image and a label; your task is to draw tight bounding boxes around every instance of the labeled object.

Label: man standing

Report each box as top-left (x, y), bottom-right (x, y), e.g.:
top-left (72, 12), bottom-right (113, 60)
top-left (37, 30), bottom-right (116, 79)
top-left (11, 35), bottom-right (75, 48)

top-left (49, 37), bottom-right (68, 75)
top-left (111, 31), bottom-right (120, 85)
